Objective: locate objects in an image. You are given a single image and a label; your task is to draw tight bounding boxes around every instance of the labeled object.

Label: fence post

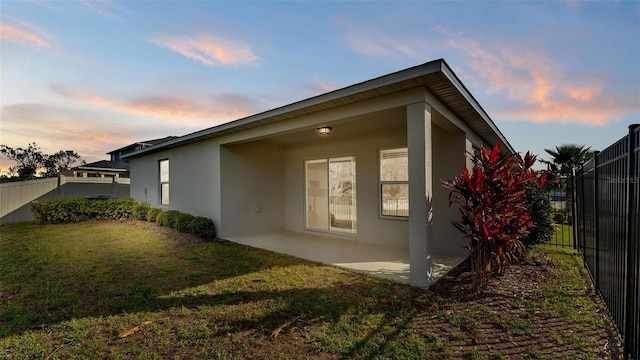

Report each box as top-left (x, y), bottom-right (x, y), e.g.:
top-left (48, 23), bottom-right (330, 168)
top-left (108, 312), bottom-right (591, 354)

top-left (579, 166), bottom-right (586, 256)
top-left (57, 174), bottom-right (63, 198)
top-left (593, 151), bottom-right (600, 290)
top-left (625, 124), bottom-right (639, 360)
top-left (570, 172), bottom-right (577, 250)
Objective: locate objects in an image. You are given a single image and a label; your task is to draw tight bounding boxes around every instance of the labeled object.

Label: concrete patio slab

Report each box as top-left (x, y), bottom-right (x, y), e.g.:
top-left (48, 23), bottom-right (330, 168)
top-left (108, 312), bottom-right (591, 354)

top-left (227, 231), bottom-right (465, 285)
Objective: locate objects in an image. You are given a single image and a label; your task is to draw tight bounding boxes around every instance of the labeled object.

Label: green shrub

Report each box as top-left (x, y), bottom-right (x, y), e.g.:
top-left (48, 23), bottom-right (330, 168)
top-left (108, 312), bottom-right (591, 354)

top-left (100, 198), bottom-right (135, 220)
top-left (132, 202), bottom-right (151, 221)
top-left (32, 197), bottom-right (88, 224)
top-left (146, 208), bottom-right (161, 222)
top-left (156, 209), bottom-right (181, 227)
top-left (188, 216), bottom-right (216, 240)
top-left (523, 186), bottom-right (554, 249)
top-left (155, 210), bottom-right (168, 226)
top-left (174, 212), bottom-right (191, 232)
top-left (553, 212), bottom-right (567, 224)
top-left (163, 210), bottom-right (181, 228)
top-left (152, 209), bottom-right (216, 239)
top-left (32, 198), bottom-right (216, 240)
top-left (31, 197), bottom-right (135, 224)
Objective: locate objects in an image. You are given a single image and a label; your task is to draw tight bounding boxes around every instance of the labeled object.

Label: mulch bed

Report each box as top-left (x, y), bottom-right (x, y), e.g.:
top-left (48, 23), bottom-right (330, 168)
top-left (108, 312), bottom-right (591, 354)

top-left (413, 255), bottom-right (625, 359)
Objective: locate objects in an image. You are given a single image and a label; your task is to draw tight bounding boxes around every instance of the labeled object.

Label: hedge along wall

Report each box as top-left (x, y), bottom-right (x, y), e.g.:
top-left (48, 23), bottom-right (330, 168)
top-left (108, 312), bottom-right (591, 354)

top-left (31, 198), bottom-right (216, 240)
top-left (1, 175), bottom-right (129, 223)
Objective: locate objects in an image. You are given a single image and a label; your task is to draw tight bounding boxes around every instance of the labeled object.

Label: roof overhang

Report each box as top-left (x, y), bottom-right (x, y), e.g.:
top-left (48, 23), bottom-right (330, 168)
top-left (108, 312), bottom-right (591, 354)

top-left (75, 166), bottom-right (129, 172)
top-left (123, 59), bottom-right (514, 159)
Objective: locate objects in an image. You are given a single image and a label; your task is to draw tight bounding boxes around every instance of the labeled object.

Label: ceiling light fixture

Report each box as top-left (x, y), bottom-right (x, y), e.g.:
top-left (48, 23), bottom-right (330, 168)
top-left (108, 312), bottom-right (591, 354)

top-left (317, 126), bottom-right (332, 135)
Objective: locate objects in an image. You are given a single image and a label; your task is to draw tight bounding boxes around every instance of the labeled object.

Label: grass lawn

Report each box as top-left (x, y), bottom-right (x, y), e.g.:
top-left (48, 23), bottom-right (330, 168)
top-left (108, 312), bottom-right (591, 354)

top-left (0, 221), bottom-right (620, 359)
top-left (548, 224), bottom-right (575, 248)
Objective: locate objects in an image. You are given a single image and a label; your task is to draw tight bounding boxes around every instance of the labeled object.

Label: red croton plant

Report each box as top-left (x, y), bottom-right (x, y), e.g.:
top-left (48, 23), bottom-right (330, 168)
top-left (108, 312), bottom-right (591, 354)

top-left (442, 142), bottom-right (547, 293)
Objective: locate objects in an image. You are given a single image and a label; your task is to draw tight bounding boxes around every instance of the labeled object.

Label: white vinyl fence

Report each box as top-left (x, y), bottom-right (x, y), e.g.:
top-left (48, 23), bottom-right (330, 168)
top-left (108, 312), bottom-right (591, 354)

top-left (0, 175), bottom-right (130, 223)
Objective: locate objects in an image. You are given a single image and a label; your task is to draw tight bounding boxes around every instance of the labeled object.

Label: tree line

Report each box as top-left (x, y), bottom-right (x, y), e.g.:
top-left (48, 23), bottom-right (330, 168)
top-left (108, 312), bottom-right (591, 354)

top-left (0, 142), bottom-right (82, 182)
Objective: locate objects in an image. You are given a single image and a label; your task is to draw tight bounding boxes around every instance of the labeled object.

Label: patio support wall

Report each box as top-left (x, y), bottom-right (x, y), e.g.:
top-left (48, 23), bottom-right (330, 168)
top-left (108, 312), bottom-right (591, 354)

top-left (407, 101), bottom-right (433, 288)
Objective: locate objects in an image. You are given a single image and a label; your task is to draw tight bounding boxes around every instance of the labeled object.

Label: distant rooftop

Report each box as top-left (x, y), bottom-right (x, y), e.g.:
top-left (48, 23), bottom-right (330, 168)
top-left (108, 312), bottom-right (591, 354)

top-left (108, 136), bottom-right (179, 155)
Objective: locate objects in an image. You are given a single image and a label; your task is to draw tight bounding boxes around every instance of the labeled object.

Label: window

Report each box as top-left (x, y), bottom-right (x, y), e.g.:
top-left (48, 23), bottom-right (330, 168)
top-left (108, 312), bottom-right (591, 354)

top-left (159, 159), bottom-right (169, 205)
top-left (305, 156), bottom-right (356, 234)
top-left (380, 148), bottom-right (408, 217)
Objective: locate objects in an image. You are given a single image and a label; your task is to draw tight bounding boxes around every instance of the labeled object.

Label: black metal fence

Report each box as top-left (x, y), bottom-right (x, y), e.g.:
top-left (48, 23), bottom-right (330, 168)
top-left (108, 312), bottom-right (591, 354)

top-left (574, 124), bottom-right (639, 360)
top-left (547, 175), bottom-right (575, 248)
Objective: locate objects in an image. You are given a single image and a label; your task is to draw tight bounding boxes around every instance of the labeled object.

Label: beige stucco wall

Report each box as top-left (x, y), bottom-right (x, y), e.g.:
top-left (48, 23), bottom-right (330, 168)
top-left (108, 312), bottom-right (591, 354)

top-left (431, 123), bottom-right (468, 257)
top-left (220, 141), bottom-right (284, 237)
top-left (283, 126), bottom-right (409, 248)
top-left (129, 141), bottom-right (221, 223)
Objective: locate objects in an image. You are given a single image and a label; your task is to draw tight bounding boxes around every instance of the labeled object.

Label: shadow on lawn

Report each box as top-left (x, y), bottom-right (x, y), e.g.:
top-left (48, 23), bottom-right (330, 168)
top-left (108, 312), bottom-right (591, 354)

top-left (3, 265), bottom-right (419, 358)
top-left (1, 224), bottom-right (420, 360)
top-left (0, 230), bottom-right (318, 338)
top-left (110, 281), bottom-right (419, 358)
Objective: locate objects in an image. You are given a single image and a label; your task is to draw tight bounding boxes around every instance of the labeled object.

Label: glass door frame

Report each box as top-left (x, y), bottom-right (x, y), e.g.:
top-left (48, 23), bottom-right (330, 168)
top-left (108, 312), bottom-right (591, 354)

top-left (304, 155), bottom-right (357, 235)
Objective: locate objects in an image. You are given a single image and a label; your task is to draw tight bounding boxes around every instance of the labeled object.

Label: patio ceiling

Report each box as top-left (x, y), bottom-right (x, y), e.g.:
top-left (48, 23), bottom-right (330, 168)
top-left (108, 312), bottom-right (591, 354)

top-left (261, 107), bottom-right (407, 145)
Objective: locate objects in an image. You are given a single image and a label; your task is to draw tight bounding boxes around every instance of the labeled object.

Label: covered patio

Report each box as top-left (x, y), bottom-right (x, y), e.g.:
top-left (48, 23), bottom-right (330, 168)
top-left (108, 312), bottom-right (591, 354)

top-left (126, 60), bottom-right (515, 288)
top-left (227, 232), bottom-right (466, 285)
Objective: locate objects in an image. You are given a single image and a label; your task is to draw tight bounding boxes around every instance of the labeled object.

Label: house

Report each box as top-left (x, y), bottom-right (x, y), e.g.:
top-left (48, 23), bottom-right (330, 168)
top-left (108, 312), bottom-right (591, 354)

top-left (123, 59), bottom-right (515, 288)
top-left (72, 160), bottom-right (130, 178)
top-left (108, 136), bottom-right (179, 162)
top-left (73, 137), bottom-right (177, 178)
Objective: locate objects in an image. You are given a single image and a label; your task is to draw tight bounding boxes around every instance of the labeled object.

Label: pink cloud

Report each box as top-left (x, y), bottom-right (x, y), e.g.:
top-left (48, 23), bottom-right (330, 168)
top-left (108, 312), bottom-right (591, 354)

top-left (49, 83), bottom-right (267, 126)
top-left (0, 102), bottom-right (203, 173)
top-left (565, 87), bottom-right (601, 102)
top-left (447, 37), bottom-right (638, 126)
top-left (50, 83), bottom-right (110, 106)
top-left (0, 16), bottom-right (53, 48)
top-left (152, 34), bottom-right (259, 66)
top-left (121, 95), bottom-right (257, 122)
top-left (344, 22), bottom-right (637, 127)
top-left (0, 104), bottom-right (133, 167)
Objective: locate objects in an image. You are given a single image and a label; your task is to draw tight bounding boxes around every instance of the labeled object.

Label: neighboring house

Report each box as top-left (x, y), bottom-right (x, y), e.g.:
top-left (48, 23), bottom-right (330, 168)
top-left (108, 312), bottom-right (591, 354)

top-left (108, 136), bottom-right (179, 162)
top-left (73, 137), bottom-right (177, 178)
top-left (73, 160), bottom-right (130, 178)
top-left (123, 59), bottom-right (515, 288)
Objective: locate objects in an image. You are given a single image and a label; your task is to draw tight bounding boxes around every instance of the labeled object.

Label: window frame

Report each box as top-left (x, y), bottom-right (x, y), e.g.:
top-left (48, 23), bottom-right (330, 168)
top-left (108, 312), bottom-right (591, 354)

top-left (159, 159), bottom-right (169, 206)
top-left (379, 147), bottom-right (409, 219)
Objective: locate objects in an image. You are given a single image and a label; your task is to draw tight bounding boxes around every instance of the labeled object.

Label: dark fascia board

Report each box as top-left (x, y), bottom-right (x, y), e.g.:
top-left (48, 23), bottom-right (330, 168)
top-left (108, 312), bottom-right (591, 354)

top-left (123, 59), bottom-right (514, 159)
top-left (108, 136), bottom-right (179, 155)
top-left (108, 142), bottom-right (148, 155)
top-left (76, 166), bottom-right (129, 172)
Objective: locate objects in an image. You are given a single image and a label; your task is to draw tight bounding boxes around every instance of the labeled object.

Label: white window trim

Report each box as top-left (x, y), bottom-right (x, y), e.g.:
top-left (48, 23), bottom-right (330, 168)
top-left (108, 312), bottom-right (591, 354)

top-left (159, 159), bottom-right (169, 206)
top-left (379, 147), bottom-right (409, 220)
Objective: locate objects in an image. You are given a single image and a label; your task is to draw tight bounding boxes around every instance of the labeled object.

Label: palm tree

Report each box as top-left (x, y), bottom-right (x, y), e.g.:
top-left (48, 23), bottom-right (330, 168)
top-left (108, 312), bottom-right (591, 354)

top-left (542, 144), bottom-right (592, 176)
top-left (542, 144), bottom-right (592, 224)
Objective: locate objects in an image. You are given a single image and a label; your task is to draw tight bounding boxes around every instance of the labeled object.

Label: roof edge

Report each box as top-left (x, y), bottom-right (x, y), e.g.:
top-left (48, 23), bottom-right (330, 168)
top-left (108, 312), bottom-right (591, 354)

top-left (123, 60), bottom-right (446, 159)
top-left (438, 60), bottom-right (515, 154)
top-left (123, 59), bottom-right (515, 158)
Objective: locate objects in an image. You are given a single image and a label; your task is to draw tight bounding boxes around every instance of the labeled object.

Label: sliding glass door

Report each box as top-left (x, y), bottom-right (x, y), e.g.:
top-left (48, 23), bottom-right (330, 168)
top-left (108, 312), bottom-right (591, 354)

top-left (305, 156), bottom-right (356, 234)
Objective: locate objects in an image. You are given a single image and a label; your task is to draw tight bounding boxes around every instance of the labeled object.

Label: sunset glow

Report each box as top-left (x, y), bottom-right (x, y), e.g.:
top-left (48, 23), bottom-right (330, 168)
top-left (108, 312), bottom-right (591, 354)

top-left (1, 1), bottom-right (638, 174)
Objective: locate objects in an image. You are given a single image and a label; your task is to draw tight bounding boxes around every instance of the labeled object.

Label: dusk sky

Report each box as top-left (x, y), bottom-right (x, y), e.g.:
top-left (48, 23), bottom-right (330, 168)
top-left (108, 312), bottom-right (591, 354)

top-left (1, 1), bottom-right (639, 172)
